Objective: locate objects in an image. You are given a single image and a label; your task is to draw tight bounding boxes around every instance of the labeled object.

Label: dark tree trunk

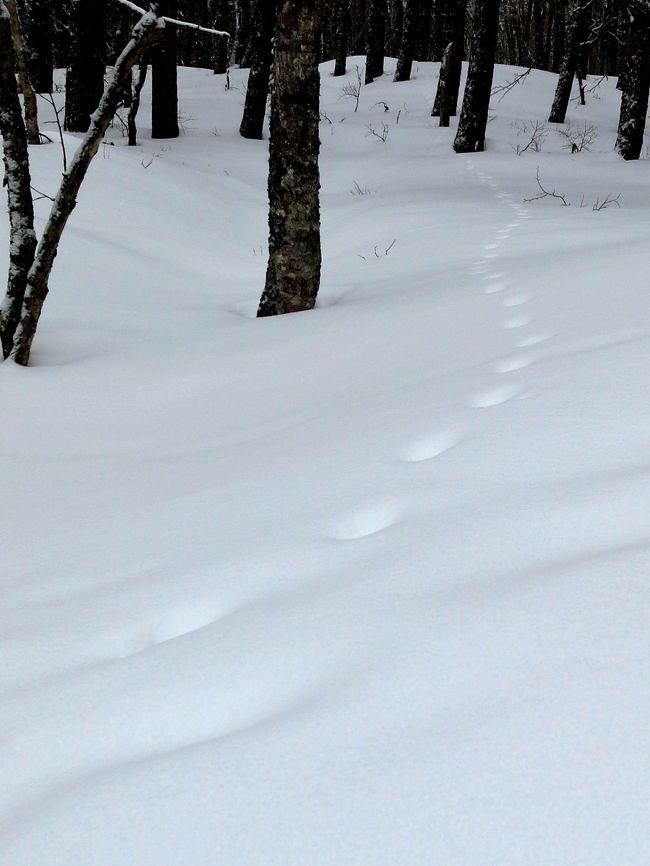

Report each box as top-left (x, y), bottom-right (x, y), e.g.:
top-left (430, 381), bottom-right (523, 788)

top-left (387, 0), bottom-right (403, 57)
top-left (551, 0), bottom-right (568, 71)
top-left (10, 12), bottom-right (166, 366)
top-left (64, 0), bottom-right (106, 133)
top-left (432, 0), bottom-right (465, 115)
top-left (394, 0), bottom-right (420, 81)
top-left (239, 0), bottom-right (277, 138)
top-left (453, 0), bottom-right (501, 152)
top-left (333, 0), bottom-right (349, 75)
top-left (365, 0), bottom-right (386, 82)
top-left (24, 0), bottom-right (53, 92)
top-left (417, 0), bottom-right (433, 58)
top-left (548, 0), bottom-right (593, 123)
top-left (234, 0), bottom-right (252, 65)
top-left (258, 0), bottom-right (322, 318)
top-left (211, 0), bottom-right (231, 73)
top-left (0, 0), bottom-right (37, 357)
top-left (128, 59), bottom-right (148, 146)
top-left (152, 0), bottom-right (179, 138)
top-left (350, 0), bottom-right (367, 54)
top-left (615, 8), bottom-right (650, 159)
top-left (5, 0), bottom-right (40, 143)
top-left (434, 39), bottom-right (455, 124)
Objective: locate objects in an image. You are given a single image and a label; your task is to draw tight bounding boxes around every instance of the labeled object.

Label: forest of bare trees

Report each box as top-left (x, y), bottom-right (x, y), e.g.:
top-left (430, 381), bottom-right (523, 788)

top-left (1, 0), bottom-right (650, 363)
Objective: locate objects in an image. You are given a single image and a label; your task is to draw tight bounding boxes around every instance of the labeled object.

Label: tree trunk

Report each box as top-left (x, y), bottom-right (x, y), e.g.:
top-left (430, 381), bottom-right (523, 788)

top-left (5, 0), bottom-right (39, 144)
top-left (432, 0), bottom-right (465, 115)
top-left (350, 0), bottom-right (367, 54)
top-left (548, 0), bottom-right (593, 123)
top-left (64, 0), bottom-right (106, 133)
top-left (152, 0), bottom-right (179, 138)
top-left (10, 12), bottom-right (166, 366)
top-left (394, 0), bottom-right (420, 81)
top-left (551, 0), bottom-right (568, 71)
top-left (453, 0), bottom-right (501, 152)
top-left (0, 0), bottom-right (37, 357)
top-left (435, 39), bottom-right (454, 124)
top-left (234, 0), bottom-right (252, 65)
top-left (386, 0), bottom-right (403, 57)
top-left (333, 0), bottom-right (349, 76)
top-left (258, 0), bottom-right (322, 318)
top-left (128, 59), bottom-right (148, 146)
top-left (211, 0), bottom-right (230, 73)
top-left (24, 0), bottom-right (53, 92)
top-left (417, 0), bottom-right (433, 58)
top-left (615, 8), bottom-right (650, 159)
top-left (239, 0), bottom-right (277, 139)
top-left (365, 0), bottom-right (385, 83)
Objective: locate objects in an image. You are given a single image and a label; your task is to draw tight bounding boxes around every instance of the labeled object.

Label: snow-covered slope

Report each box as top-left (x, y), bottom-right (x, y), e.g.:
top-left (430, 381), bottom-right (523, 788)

top-left (1, 60), bottom-right (649, 865)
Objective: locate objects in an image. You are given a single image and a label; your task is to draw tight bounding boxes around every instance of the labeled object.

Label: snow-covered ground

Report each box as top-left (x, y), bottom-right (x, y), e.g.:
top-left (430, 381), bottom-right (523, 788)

top-left (2, 59), bottom-right (650, 865)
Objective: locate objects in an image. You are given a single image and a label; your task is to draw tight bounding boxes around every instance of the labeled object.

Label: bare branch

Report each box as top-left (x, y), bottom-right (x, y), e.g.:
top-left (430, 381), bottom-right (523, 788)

top-left (524, 167), bottom-right (570, 206)
top-left (111, 0), bottom-right (229, 37)
top-left (593, 192), bottom-right (621, 210)
top-left (491, 67), bottom-right (532, 102)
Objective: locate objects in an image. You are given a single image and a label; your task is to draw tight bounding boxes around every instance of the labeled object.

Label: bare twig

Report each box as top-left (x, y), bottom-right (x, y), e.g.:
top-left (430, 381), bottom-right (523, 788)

top-left (30, 185), bottom-right (55, 202)
top-left (340, 65), bottom-right (363, 112)
top-left (524, 167), bottom-right (570, 206)
top-left (512, 119), bottom-right (547, 155)
top-left (39, 92), bottom-right (67, 171)
top-left (492, 66), bottom-right (532, 102)
top-left (593, 192), bottom-right (621, 210)
top-left (366, 122), bottom-right (389, 142)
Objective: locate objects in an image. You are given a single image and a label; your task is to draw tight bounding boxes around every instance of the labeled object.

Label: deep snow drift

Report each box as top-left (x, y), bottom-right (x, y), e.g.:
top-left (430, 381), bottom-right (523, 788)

top-left (1, 60), bottom-right (650, 865)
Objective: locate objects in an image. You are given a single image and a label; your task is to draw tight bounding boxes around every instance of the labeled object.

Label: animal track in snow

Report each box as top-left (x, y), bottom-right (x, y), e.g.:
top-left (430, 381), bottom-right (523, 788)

top-left (398, 429), bottom-right (463, 463)
top-left (515, 331), bottom-right (554, 347)
top-left (484, 242), bottom-right (499, 251)
top-left (503, 314), bottom-right (534, 329)
top-left (484, 281), bottom-right (506, 294)
top-left (484, 271), bottom-right (505, 281)
top-left (330, 501), bottom-right (403, 541)
top-left (467, 383), bottom-right (521, 408)
top-left (501, 293), bottom-right (535, 308)
top-left (493, 354), bottom-right (535, 373)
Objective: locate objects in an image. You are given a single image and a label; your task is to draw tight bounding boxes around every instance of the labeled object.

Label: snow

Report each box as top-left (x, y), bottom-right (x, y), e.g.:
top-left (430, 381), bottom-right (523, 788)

top-left (1, 59), bottom-right (650, 865)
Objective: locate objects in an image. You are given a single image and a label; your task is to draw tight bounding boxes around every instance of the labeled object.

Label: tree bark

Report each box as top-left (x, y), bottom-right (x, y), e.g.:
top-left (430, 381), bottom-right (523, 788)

top-left (453, 0), bottom-right (501, 152)
top-left (5, 0), bottom-right (39, 144)
top-left (64, 0), bottom-right (106, 133)
top-left (333, 0), bottom-right (349, 76)
top-left (151, 0), bottom-right (179, 138)
top-left (10, 12), bottom-right (166, 366)
top-left (365, 0), bottom-right (385, 83)
top-left (432, 0), bottom-right (465, 116)
top-left (239, 0), bottom-right (277, 139)
top-left (615, 7), bottom-right (650, 159)
top-left (548, 0), bottom-right (593, 123)
top-left (394, 0), bottom-right (420, 81)
top-left (258, 0), bottom-right (322, 318)
top-left (0, 0), bottom-right (37, 357)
